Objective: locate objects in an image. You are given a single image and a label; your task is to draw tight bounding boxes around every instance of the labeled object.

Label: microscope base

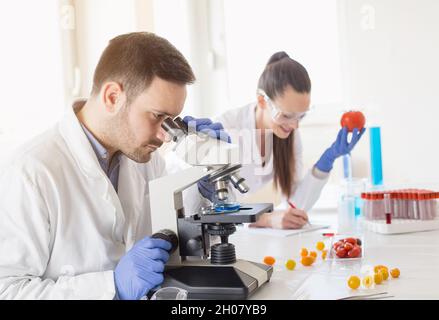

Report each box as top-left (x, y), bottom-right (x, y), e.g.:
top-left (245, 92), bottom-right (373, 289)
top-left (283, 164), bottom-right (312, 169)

top-left (155, 260), bottom-right (273, 300)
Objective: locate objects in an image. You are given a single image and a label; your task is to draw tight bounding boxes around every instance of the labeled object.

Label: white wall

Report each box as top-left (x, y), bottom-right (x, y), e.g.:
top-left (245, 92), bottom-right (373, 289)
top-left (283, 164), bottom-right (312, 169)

top-left (0, 0), bottom-right (65, 162)
top-left (231, 0), bottom-right (439, 206)
top-left (74, 0), bottom-right (150, 98)
top-left (337, 0), bottom-right (439, 188)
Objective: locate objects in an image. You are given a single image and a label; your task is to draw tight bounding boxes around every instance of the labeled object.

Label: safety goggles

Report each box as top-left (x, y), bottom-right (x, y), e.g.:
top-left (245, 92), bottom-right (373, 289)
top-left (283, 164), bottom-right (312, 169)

top-left (258, 89), bottom-right (308, 125)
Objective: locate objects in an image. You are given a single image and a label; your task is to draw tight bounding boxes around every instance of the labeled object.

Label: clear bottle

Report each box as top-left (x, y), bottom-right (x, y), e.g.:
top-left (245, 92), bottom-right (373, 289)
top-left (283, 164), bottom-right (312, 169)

top-left (338, 181), bottom-right (357, 233)
top-left (338, 193), bottom-right (356, 233)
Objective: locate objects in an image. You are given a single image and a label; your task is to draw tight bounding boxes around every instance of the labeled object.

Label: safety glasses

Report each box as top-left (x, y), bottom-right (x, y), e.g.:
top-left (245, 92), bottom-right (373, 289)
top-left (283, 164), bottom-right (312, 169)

top-left (258, 89), bottom-right (308, 125)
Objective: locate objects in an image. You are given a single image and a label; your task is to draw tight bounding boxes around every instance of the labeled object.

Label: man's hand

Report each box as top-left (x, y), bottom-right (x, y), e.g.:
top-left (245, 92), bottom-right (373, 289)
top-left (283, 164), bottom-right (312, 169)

top-left (114, 237), bottom-right (171, 300)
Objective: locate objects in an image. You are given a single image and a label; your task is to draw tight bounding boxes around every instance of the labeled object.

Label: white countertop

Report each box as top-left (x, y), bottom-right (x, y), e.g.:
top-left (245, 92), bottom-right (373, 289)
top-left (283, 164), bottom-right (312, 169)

top-left (229, 210), bottom-right (439, 300)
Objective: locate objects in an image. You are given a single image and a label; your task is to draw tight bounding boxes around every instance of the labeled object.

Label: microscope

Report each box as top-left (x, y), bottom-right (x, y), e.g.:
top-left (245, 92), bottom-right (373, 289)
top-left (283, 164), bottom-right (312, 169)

top-left (149, 117), bottom-right (273, 300)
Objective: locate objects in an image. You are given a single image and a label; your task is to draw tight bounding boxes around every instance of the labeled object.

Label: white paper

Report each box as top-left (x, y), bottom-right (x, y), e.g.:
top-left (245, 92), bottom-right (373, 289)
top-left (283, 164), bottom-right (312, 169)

top-left (236, 223), bottom-right (330, 237)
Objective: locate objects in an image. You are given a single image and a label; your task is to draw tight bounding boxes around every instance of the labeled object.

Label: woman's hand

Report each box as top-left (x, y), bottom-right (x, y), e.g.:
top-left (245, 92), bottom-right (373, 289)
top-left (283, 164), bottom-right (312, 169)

top-left (249, 207), bottom-right (309, 229)
top-left (315, 127), bottom-right (365, 173)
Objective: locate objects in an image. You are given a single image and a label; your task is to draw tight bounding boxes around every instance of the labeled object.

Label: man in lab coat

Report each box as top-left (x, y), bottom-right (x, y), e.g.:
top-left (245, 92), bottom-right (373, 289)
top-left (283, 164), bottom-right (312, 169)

top-left (0, 32), bottom-right (219, 300)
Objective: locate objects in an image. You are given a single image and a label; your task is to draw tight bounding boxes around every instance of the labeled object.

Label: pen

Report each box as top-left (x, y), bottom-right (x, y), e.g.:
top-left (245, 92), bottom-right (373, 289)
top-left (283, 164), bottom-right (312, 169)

top-left (287, 200), bottom-right (311, 227)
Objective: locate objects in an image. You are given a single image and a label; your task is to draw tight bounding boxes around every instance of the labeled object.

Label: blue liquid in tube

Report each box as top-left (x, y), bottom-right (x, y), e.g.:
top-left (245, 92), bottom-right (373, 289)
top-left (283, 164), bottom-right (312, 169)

top-left (369, 126), bottom-right (383, 186)
top-left (342, 154), bottom-right (352, 179)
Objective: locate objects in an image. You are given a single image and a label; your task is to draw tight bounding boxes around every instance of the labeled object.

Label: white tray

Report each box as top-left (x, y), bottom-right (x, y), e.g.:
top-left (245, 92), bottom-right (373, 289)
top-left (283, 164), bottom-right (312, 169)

top-left (361, 218), bottom-right (439, 234)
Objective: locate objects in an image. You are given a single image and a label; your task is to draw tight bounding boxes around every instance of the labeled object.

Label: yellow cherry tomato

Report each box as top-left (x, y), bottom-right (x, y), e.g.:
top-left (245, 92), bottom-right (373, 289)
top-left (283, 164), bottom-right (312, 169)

top-left (316, 241), bottom-right (325, 251)
top-left (301, 256), bottom-right (315, 267)
top-left (380, 268), bottom-right (389, 281)
top-left (374, 265), bottom-right (388, 273)
top-left (285, 259), bottom-right (296, 270)
top-left (374, 272), bottom-right (383, 285)
top-left (321, 250), bottom-right (328, 260)
top-left (390, 268), bottom-right (400, 278)
top-left (347, 276), bottom-right (361, 290)
top-left (362, 275), bottom-right (374, 288)
top-left (309, 251), bottom-right (317, 258)
top-left (300, 248), bottom-right (309, 257)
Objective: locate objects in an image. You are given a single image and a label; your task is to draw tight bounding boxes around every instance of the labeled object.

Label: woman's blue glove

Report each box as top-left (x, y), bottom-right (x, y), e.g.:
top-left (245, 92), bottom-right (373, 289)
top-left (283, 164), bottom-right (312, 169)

top-left (114, 237), bottom-right (171, 300)
top-left (183, 116), bottom-right (231, 143)
top-left (183, 116), bottom-right (231, 201)
top-left (315, 127), bottom-right (366, 173)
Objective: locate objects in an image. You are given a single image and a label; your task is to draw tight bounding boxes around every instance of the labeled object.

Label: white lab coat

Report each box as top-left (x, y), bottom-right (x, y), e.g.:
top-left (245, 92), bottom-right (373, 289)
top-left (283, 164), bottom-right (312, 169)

top-left (0, 105), bottom-right (202, 299)
top-left (214, 103), bottom-right (329, 211)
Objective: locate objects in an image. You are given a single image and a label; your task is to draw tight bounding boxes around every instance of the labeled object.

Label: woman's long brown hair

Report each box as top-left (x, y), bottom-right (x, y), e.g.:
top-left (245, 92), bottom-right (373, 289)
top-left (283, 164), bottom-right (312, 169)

top-left (257, 52), bottom-right (311, 198)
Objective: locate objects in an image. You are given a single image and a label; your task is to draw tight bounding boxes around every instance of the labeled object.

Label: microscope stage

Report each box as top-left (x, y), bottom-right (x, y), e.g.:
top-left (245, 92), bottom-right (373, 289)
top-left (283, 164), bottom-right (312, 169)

top-left (189, 203), bottom-right (273, 224)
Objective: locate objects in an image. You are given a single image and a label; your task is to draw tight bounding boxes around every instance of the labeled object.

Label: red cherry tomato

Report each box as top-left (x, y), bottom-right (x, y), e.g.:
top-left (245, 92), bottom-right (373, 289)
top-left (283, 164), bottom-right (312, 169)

top-left (344, 238), bottom-right (357, 246)
top-left (336, 247), bottom-right (348, 258)
top-left (333, 241), bottom-right (342, 250)
top-left (344, 243), bottom-right (354, 251)
top-left (340, 111), bottom-right (366, 132)
top-left (347, 246), bottom-right (361, 258)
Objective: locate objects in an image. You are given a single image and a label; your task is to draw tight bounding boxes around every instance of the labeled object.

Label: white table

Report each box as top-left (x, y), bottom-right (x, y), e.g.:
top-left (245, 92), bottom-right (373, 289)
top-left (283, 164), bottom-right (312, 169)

top-left (229, 210), bottom-right (439, 300)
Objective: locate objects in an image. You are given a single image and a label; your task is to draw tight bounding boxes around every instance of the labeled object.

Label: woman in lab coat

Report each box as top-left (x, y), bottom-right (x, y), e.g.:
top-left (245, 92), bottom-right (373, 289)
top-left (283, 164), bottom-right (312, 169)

top-left (215, 52), bottom-right (365, 229)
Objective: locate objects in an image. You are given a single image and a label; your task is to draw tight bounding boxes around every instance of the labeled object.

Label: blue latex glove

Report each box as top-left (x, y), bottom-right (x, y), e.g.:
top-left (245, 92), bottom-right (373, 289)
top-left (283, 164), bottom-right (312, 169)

top-left (183, 116), bottom-right (231, 143)
top-left (315, 127), bottom-right (366, 173)
top-left (114, 237), bottom-right (171, 300)
top-left (183, 115), bottom-right (231, 201)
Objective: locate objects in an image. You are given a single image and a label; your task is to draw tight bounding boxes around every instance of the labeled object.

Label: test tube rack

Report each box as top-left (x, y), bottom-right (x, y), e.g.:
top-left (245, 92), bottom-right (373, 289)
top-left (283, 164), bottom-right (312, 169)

top-left (360, 189), bottom-right (439, 234)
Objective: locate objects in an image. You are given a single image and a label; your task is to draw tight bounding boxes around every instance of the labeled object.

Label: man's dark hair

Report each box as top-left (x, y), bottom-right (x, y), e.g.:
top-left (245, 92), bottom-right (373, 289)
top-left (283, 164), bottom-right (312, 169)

top-left (92, 32), bottom-right (195, 103)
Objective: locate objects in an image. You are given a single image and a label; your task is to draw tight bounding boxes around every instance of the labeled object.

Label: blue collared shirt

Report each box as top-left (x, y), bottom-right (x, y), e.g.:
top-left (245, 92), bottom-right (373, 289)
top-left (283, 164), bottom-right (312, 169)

top-left (80, 124), bottom-right (121, 192)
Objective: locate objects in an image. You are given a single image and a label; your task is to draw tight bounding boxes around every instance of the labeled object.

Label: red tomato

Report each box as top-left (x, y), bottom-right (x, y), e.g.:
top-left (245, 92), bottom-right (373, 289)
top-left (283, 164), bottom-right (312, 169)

top-left (348, 246), bottom-right (361, 258)
top-left (344, 238), bottom-right (357, 246)
top-left (344, 243), bottom-right (354, 251)
top-left (333, 241), bottom-right (342, 250)
top-left (336, 247), bottom-right (347, 258)
top-left (340, 111), bottom-right (366, 132)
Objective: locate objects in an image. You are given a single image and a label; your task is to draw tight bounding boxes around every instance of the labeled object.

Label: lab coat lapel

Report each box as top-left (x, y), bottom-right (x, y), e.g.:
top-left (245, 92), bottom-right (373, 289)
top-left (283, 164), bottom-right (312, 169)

top-left (117, 157), bottom-right (146, 250)
top-left (58, 105), bottom-right (126, 245)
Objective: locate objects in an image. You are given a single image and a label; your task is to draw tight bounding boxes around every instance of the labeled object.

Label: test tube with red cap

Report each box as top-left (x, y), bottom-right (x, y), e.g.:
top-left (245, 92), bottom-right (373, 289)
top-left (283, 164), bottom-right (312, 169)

top-left (436, 192), bottom-right (439, 218)
top-left (371, 193), bottom-right (376, 219)
top-left (435, 192), bottom-right (439, 219)
top-left (377, 192), bottom-right (385, 219)
top-left (424, 190), bottom-right (432, 220)
top-left (403, 190), bottom-right (409, 219)
top-left (421, 191), bottom-right (432, 220)
top-left (397, 191), bottom-right (403, 219)
top-left (391, 192), bottom-right (399, 219)
top-left (429, 192), bottom-right (438, 220)
top-left (384, 193), bottom-right (392, 224)
top-left (419, 192), bottom-right (427, 220)
top-left (361, 192), bottom-right (369, 220)
top-left (409, 190), bottom-right (419, 220)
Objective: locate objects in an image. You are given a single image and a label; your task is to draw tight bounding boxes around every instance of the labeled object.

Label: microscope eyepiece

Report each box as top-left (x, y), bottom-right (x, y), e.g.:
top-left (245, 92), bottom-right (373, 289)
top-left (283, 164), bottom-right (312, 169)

top-left (161, 117), bottom-right (187, 143)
